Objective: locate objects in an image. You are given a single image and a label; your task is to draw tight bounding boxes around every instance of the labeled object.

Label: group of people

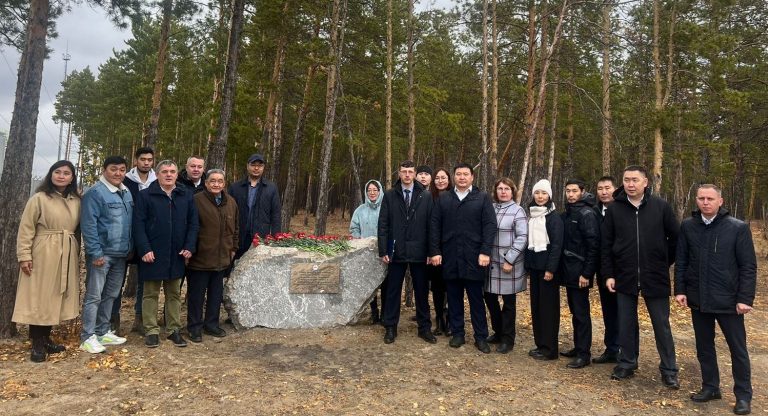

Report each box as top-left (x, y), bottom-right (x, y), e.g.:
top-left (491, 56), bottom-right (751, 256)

top-left (352, 162), bottom-right (756, 415)
top-left (12, 149), bottom-right (282, 356)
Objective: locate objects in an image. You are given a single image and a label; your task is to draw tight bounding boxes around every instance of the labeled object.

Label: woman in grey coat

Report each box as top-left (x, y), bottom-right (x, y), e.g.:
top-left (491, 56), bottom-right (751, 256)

top-left (484, 177), bottom-right (528, 353)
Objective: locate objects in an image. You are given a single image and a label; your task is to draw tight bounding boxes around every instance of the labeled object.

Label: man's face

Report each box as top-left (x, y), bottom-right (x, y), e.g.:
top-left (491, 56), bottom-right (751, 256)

top-left (695, 187), bottom-right (723, 218)
top-left (104, 163), bottom-right (127, 187)
top-left (205, 173), bottom-right (226, 196)
top-left (565, 184), bottom-right (583, 204)
top-left (247, 161), bottom-right (265, 180)
top-left (622, 170), bottom-right (648, 198)
top-left (416, 172), bottom-right (432, 187)
top-left (399, 166), bottom-right (415, 185)
top-left (186, 157), bottom-right (205, 181)
top-left (453, 167), bottom-right (473, 190)
top-left (366, 183), bottom-right (380, 202)
top-left (157, 164), bottom-right (178, 187)
top-left (136, 153), bottom-right (154, 173)
top-left (596, 180), bottom-right (616, 204)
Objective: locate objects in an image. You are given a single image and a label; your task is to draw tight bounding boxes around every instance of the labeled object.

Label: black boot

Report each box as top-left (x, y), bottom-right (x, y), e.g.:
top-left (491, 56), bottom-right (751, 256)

top-left (44, 336), bottom-right (66, 354)
top-left (110, 313), bottom-right (121, 336)
top-left (30, 337), bottom-right (47, 363)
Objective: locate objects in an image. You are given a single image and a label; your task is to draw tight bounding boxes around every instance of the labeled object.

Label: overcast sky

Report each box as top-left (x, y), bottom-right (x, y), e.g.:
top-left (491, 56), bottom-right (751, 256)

top-left (0, 0), bottom-right (455, 176)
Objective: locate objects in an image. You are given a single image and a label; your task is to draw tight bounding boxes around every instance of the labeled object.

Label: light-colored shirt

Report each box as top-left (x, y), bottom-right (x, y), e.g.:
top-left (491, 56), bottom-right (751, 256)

top-left (455, 186), bottom-right (472, 201)
top-left (702, 214), bottom-right (716, 225)
top-left (100, 176), bottom-right (129, 193)
top-left (401, 184), bottom-right (413, 202)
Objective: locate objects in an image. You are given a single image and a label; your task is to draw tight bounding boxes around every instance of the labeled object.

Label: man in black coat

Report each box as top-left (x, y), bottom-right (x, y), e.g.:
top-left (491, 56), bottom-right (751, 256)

top-left (675, 184), bottom-right (756, 416)
top-left (378, 160), bottom-right (434, 344)
top-left (429, 163), bottom-right (496, 353)
top-left (229, 153), bottom-right (282, 260)
top-left (592, 175), bottom-right (619, 364)
top-left (558, 180), bottom-right (600, 369)
top-left (602, 165), bottom-right (679, 388)
top-left (177, 156), bottom-right (206, 194)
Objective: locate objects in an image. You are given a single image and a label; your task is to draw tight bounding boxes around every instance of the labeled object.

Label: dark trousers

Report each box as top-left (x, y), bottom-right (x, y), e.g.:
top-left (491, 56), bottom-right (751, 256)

top-left (29, 325), bottom-right (52, 339)
top-left (529, 270), bottom-right (560, 358)
top-left (691, 309), bottom-right (752, 401)
top-left (484, 292), bottom-right (516, 345)
top-left (566, 286), bottom-right (592, 359)
top-left (616, 292), bottom-right (677, 375)
top-left (186, 269), bottom-right (226, 333)
top-left (598, 279), bottom-right (619, 354)
top-left (382, 262), bottom-right (430, 332)
top-left (428, 265), bottom-right (446, 321)
top-left (446, 279), bottom-right (488, 342)
top-left (369, 276), bottom-right (389, 316)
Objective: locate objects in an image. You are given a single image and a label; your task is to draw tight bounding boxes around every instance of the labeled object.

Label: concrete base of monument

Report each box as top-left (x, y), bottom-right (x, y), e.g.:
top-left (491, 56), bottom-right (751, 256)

top-left (224, 237), bottom-right (386, 329)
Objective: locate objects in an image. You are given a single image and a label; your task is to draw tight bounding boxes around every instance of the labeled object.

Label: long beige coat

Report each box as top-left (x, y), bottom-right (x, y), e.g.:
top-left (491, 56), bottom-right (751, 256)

top-left (12, 191), bottom-right (81, 325)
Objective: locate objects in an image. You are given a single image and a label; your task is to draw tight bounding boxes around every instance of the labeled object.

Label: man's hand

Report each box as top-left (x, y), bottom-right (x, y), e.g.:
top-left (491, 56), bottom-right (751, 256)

top-left (92, 257), bottom-right (106, 267)
top-left (19, 261), bottom-right (32, 276)
top-left (736, 303), bottom-right (753, 315)
top-left (606, 278), bottom-right (616, 293)
top-left (544, 271), bottom-right (554, 281)
top-left (380, 255), bottom-right (390, 264)
top-left (142, 251), bottom-right (156, 263)
top-left (578, 276), bottom-right (589, 288)
top-left (675, 294), bottom-right (687, 307)
top-left (179, 249), bottom-right (192, 259)
top-left (502, 262), bottom-right (513, 273)
top-left (430, 255), bottom-right (442, 266)
top-left (478, 254), bottom-right (490, 267)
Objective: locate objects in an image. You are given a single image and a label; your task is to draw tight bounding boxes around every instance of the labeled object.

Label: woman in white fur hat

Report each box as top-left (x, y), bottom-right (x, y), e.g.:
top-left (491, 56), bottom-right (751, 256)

top-left (524, 179), bottom-right (564, 361)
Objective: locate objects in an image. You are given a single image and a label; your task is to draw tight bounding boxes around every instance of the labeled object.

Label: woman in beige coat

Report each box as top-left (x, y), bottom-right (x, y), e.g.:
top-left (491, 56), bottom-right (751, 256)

top-left (13, 160), bottom-right (81, 362)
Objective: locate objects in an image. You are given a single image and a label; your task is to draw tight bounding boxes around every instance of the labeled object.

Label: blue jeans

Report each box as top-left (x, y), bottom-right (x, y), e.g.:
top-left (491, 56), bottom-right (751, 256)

top-left (80, 255), bottom-right (127, 342)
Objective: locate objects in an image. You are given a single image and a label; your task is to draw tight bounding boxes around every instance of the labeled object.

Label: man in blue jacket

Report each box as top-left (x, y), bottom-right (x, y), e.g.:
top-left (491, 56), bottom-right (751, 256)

top-left (80, 156), bottom-right (133, 354)
top-left (134, 160), bottom-right (199, 348)
top-left (675, 184), bottom-right (756, 416)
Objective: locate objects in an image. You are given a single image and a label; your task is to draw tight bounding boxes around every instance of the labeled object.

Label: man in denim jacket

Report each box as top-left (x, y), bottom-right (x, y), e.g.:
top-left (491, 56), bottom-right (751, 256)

top-left (79, 156), bottom-right (134, 353)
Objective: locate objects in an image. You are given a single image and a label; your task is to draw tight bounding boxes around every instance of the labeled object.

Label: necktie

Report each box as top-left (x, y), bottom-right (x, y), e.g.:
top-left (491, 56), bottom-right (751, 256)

top-left (404, 189), bottom-right (411, 208)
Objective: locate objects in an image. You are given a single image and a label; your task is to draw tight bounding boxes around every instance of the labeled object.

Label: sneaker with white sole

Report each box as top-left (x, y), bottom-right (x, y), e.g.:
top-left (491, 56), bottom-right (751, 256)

top-left (98, 330), bottom-right (127, 346)
top-left (80, 334), bottom-right (106, 354)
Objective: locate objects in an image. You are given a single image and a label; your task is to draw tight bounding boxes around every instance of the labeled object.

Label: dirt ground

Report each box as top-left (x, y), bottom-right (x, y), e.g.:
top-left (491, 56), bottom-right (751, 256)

top-left (1, 215), bottom-right (767, 415)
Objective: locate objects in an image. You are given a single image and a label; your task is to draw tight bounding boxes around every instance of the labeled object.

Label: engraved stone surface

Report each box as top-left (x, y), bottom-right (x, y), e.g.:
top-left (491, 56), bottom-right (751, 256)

top-left (289, 263), bottom-right (341, 294)
top-left (224, 237), bottom-right (385, 329)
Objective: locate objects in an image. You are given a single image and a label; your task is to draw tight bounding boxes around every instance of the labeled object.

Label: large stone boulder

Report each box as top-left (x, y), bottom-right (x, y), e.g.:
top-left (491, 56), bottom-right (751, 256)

top-left (224, 237), bottom-right (385, 329)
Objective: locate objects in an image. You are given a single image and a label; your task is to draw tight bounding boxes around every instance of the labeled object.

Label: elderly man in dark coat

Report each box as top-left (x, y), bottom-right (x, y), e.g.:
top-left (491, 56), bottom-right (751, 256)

top-left (134, 160), bottom-right (199, 348)
top-left (675, 184), bottom-right (756, 416)
top-left (430, 163), bottom-right (497, 353)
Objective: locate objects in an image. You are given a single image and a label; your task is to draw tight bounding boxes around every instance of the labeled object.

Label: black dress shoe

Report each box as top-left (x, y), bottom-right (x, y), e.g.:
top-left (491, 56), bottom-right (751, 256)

top-left (204, 326), bottom-right (227, 337)
top-left (30, 348), bottom-right (46, 363)
top-left (474, 340), bottom-right (491, 354)
top-left (44, 340), bottom-right (66, 354)
top-left (145, 334), bottom-right (160, 348)
top-left (418, 331), bottom-right (437, 344)
top-left (734, 399), bottom-right (751, 415)
top-left (384, 327), bottom-right (396, 344)
top-left (167, 331), bottom-right (187, 347)
top-left (611, 367), bottom-right (635, 380)
top-left (496, 343), bottom-right (512, 354)
top-left (189, 330), bottom-right (202, 343)
top-left (528, 348), bottom-right (541, 356)
top-left (449, 335), bottom-right (465, 348)
top-left (560, 348), bottom-right (577, 358)
top-left (592, 351), bottom-right (618, 364)
top-left (690, 389), bottom-right (722, 403)
top-left (486, 333), bottom-right (501, 344)
top-left (532, 352), bottom-right (558, 361)
top-left (566, 357), bottom-right (590, 369)
top-left (661, 374), bottom-right (680, 389)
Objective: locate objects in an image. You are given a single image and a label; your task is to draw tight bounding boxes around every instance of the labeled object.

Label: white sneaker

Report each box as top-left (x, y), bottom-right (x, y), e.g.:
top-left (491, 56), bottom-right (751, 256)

top-left (80, 334), bottom-right (106, 353)
top-left (98, 330), bottom-right (127, 346)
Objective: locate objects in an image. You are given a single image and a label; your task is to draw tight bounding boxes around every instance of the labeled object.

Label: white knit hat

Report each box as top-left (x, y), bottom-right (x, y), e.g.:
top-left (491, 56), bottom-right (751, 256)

top-left (532, 179), bottom-right (553, 198)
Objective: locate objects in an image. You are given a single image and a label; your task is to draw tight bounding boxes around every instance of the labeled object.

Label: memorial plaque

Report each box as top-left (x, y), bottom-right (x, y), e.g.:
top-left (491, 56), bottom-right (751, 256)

top-left (289, 263), bottom-right (341, 294)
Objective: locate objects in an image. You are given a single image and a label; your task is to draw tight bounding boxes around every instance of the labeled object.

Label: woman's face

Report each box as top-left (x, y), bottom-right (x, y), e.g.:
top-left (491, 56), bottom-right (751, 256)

top-left (52, 166), bottom-right (74, 191)
top-left (533, 189), bottom-right (550, 206)
top-left (496, 183), bottom-right (513, 203)
top-left (434, 170), bottom-right (450, 191)
top-left (366, 183), bottom-right (380, 202)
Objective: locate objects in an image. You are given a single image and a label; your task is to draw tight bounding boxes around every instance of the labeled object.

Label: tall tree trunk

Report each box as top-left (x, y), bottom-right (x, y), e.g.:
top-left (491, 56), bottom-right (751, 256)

top-left (315, 0), bottom-right (347, 235)
top-left (339, 80), bottom-right (363, 209)
top-left (517, 0), bottom-right (570, 203)
top-left (146, 0), bottom-right (174, 148)
top-left (207, 0), bottom-right (246, 170)
top-left (385, 0), bottom-right (393, 187)
top-left (0, 0), bottom-right (49, 338)
top-left (520, 0), bottom-right (537, 201)
top-left (731, 135), bottom-right (745, 219)
top-left (673, 113), bottom-right (687, 220)
top-left (565, 87), bottom-right (574, 178)
top-left (304, 144), bottom-right (316, 227)
top-left (547, 64), bottom-right (559, 182)
top-left (479, 0), bottom-right (490, 190)
top-left (651, 0), bottom-right (675, 194)
top-left (490, 0), bottom-right (499, 179)
top-left (534, 2), bottom-right (549, 182)
top-left (747, 165), bottom-right (757, 219)
top-left (265, 1), bottom-right (290, 179)
top-left (600, 0), bottom-right (613, 175)
top-left (206, 0), bottom-right (228, 148)
top-left (407, 0), bottom-right (416, 161)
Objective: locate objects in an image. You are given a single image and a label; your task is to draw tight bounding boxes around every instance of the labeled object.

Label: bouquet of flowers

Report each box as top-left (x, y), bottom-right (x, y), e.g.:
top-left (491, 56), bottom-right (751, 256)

top-left (252, 232), bottom-right (352, 256)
